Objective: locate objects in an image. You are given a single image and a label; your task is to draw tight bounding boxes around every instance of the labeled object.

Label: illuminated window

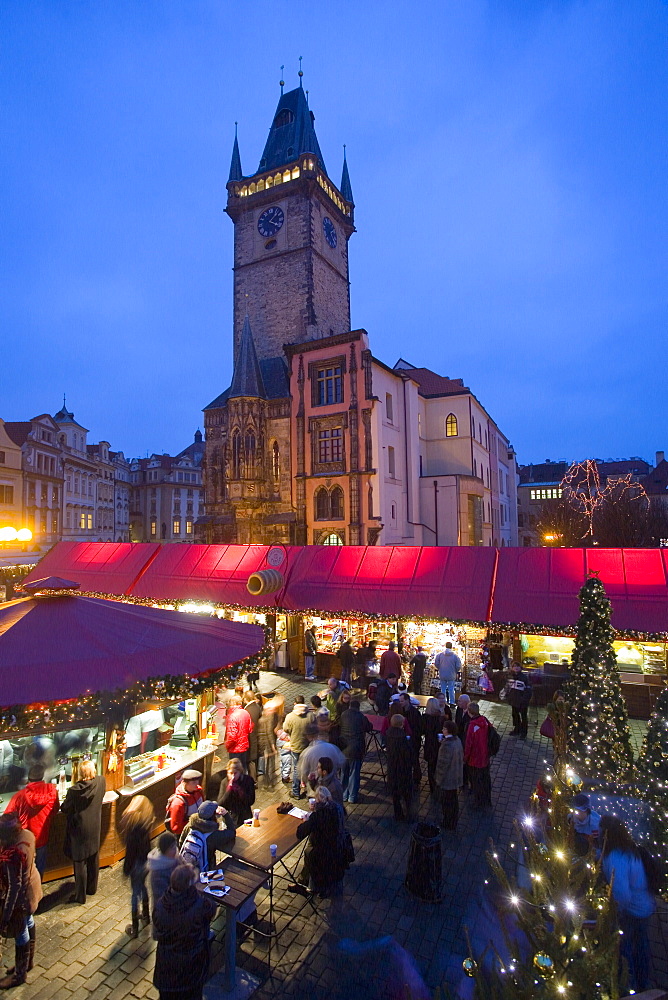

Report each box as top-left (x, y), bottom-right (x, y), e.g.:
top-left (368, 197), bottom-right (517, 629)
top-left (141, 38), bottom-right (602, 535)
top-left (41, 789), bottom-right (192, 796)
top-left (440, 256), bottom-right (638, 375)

top-left (274, 173), bottom-right (281, 185)
top-left (318, 428), bottom-right (343, 463)
top-left (257, 178), bottom-right (265, 191)
top-left (330, 486), bottom-right (344, 520)
top-left (249, 182), bottom-right (256, 195)
top-left (241, 186), bottom-right (248, 196)
top-left (185, 519), bottom-right (193, 535)
top-left (272, 442), bottom-right (280, 480)
top-left (87, 513), bottom-right (93, 530)
top-left (446, 413), bottom-right (458, 437)
top-left (316, 365), bottom-right (343, 405)
top-left (266, 176), bottom-right (273, 188)
top-left (79, 512), bottom-right (86, 529)
top-left (283, 169), bottom-right (291, 183)
top-left (291, 166), bottom-right (300, 179)
top-left (173, 518), bottom-right (180, 535)
top-left (150, 520), bottom-right (157, 537)
top-left (0, 486), bottom-right (13, 504)
top-left (321, 531), bottom-right (343, 545)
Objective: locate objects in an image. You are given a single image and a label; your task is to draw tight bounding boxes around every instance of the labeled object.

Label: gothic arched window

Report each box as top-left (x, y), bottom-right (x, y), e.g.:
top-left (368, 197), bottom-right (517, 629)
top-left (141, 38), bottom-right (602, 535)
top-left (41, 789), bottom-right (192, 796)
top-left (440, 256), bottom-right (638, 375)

top-left (315, 487), bottom-right (329, 521)
top-left (244, 432), bottom-right (256, 476)
top-left (330, 486), bottom-right (344, 520)
top-left (232, 432), bottom-right (241, 479)
top-left (446, 413), bottom-right (458, 437)
top-left (368, 486), bottom-right (374, 520)
top-left (272, 442), bottom-right (280, 481)
top-left (321, 531), bottom-right (343, 546)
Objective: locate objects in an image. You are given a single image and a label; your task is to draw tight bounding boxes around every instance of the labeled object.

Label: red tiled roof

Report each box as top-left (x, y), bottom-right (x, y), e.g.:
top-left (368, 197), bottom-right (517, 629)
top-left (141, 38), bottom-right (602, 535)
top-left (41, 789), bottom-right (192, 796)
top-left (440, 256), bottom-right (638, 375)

top-left (402, 368), bottom-right (468, 397)
top-left (2, 422), bottom-right (32, 446)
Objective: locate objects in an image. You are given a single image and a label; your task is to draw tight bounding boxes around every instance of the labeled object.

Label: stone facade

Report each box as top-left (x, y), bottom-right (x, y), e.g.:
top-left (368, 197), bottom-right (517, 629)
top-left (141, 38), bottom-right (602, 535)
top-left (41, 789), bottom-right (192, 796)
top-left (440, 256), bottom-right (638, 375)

top-left (129, 438), bottom-right (204, 543)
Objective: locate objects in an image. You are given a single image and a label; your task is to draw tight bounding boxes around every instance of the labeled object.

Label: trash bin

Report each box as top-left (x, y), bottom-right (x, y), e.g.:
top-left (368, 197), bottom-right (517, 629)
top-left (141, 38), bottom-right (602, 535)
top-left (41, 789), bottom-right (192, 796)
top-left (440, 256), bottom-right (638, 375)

top-left (405, 822), bottom-right (442, 902)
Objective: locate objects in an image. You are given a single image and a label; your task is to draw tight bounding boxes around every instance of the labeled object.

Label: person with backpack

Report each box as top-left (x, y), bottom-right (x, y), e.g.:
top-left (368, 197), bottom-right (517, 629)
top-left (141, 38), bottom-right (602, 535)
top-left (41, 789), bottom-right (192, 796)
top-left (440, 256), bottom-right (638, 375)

top-left (119, 794), bottom-right (154, 938)
top-left (505, 661), bottom-right (532, 740)
top-left (179, 800), bottom-right (236, 872)
top-left (166, 769), bottom-right (203, 837)
top-left (599, 816), bottom-right (656, 993)
top-left (464, 703), bottom-right (492, 808)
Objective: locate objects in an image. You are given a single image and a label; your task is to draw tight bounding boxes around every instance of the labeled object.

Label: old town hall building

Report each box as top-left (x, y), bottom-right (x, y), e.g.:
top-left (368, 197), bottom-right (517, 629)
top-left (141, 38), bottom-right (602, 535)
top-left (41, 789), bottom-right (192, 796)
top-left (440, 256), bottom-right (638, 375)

top-left (199, 82), bottom-right (518, 548)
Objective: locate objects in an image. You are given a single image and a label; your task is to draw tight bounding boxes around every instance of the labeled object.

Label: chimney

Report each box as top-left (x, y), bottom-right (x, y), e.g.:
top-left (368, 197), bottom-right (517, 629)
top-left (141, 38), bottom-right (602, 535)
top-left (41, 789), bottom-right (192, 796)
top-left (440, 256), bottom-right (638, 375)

top-left (657, 451), bottom-right (665, 467)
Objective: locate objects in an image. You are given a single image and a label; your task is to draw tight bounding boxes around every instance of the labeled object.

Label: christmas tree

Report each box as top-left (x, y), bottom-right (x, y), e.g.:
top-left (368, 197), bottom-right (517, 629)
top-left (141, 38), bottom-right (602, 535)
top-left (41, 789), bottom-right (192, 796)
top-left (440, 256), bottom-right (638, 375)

top-left (565, 574), bottom-right (634, 781)
top-left (635, 685), bottom-right (668, 892)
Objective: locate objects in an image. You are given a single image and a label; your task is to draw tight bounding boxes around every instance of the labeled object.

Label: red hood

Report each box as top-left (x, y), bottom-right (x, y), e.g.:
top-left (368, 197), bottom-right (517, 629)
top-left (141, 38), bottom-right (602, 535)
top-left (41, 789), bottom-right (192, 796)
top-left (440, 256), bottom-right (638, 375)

top-left (21, 782), bottom-right (58, 814)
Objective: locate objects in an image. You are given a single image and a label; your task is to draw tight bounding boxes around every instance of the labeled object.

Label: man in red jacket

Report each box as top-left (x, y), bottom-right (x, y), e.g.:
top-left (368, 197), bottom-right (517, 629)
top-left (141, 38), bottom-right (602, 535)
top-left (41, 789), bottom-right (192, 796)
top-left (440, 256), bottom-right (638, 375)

top-left (6, 763), bottom-right (59, 878)
top-left (167, 769), bottom-right (203, 837)
top-left (464, 702), bottom-right (492, 809)
top-left (379, 641), bottom-right (402, 680)
top-left (225, 696), bottom-right (254, 772)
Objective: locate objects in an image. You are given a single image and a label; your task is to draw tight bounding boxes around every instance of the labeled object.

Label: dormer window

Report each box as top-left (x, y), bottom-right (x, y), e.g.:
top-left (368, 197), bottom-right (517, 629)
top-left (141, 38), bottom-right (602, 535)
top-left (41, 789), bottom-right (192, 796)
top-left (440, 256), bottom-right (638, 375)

top-left (274, 109), bottom-right (294, 128)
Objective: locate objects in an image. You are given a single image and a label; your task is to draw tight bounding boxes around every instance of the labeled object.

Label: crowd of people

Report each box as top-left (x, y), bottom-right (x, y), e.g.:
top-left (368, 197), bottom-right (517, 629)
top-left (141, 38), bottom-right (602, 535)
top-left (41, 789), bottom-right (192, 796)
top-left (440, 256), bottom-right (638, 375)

top-left (0, 666), bottom-right (661, 996)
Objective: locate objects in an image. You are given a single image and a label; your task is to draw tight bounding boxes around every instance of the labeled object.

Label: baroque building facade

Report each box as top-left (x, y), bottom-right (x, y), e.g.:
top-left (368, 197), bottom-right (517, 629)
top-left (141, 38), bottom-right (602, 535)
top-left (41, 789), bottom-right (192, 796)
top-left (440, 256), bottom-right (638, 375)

top-left (199, 81), bottom-right (518, 547)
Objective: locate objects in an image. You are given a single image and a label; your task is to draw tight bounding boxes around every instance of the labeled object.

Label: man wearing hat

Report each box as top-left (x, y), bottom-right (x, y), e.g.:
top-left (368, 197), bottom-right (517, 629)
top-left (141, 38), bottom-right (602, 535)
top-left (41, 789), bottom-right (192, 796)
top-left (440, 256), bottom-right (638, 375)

top-left (167, 769), bottom-right (203, 837)
top-left (179, 800), bottom-right (236, 871)
top-left (570, 793), bottom-right (601, 855)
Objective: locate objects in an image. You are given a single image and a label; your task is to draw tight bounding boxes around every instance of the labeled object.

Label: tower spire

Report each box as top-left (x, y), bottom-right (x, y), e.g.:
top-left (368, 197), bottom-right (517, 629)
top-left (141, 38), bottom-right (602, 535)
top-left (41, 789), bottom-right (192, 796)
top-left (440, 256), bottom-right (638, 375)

top-left (341, 145), bottom-right (354, 204)
top-left (228, 123), bottom-right (242, 182)
top-left (280, 65), bottom-right (284, 95)
top-left (298, 56), bottom-right (303, 87)
top-left (229, 314), bottom-right (265, 399)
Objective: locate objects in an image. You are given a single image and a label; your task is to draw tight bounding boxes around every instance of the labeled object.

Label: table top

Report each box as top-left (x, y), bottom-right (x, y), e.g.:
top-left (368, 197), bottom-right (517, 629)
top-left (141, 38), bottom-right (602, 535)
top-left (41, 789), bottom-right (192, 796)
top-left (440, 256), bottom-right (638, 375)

top-left (225, 803), bottom-right (303, 871)
top-left (200, 857), bottom-right (267, 911)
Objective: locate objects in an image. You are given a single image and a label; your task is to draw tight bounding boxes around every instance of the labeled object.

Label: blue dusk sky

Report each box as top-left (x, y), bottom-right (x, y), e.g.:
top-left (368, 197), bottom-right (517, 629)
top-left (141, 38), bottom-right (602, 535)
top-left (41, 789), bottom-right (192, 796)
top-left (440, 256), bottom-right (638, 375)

top-left (2, 1), bottom-right (666, 465)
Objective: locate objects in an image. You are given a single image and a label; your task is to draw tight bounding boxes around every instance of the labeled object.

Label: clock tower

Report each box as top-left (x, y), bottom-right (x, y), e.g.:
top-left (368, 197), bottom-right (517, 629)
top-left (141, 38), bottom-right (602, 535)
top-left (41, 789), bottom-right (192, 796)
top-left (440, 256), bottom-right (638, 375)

top-left (226, 84), bottom-right (355, 362)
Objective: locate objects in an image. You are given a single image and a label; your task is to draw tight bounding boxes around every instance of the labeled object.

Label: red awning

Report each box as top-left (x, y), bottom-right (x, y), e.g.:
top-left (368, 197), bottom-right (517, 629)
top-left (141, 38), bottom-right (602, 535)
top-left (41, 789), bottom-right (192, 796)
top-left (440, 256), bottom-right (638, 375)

top-left (0, 594), bottom-right (266, 706)
top-left (130, 543), bottom-right (290, 607)
top-left (490, 548), bottom-right (668, 633)
top-left (281, 545), bottom-right (497, 621)
top-left (25, 541), bottom-right (159, 596)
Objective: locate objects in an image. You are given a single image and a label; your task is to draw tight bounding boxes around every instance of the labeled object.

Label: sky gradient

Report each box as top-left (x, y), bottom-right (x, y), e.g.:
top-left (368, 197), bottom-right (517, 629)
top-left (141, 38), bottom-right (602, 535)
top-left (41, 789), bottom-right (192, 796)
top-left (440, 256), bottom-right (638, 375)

top-left (2, 1), bottom-right (666, 465)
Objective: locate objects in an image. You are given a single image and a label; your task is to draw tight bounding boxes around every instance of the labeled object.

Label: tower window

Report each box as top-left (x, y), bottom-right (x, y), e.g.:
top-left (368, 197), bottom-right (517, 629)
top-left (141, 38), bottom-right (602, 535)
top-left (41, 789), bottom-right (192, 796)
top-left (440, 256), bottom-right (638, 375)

top-left (273, 109), bottom-right (295, 128)
top-left (244, 432), bottom-right (256, 474)
top-left (445, 413), bottom-right (458, 437)
top-left (272, 442), bottom-right (280, 480)
top-left (316, 365), bottom-right (343, 405)
top-left (232, 432), bottom-right (241, 479)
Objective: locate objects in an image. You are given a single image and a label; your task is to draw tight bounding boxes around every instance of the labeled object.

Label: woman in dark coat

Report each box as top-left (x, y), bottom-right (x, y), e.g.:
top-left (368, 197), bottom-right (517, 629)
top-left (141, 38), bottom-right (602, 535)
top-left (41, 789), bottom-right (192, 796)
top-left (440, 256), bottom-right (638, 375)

top-left (61, 759), bottom-right (106, 904)
top-left (153, 863), bottom-right (217, 1000)
top-left (119, 794), bottom-right (154, 938)
top-left (0, 814), bottom-right (31, 988)
top-left (421, 697), bottom-right (445, 795)
top-left (217, 758), bottom-right (255, 827)
top-left (295, 786), bottom-right (347, 896)
top-left (385, 713), bottom-right (414, 821)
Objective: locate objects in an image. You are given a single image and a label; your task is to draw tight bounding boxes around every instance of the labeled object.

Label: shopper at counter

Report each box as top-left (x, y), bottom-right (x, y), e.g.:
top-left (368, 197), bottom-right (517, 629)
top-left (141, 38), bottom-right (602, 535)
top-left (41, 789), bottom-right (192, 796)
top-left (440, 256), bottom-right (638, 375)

top-left (337, 638), bottom-right (355, 686)
top-left (409, 647), bottom-right (427, 694)
top-left (435, 642), bottom-right (461, 705)
top-left (379, 641), bottom-right (402, 680)
top-left (153, 863), bottom-right (217, 1000)
top-left (166, 769), bottom-right (203, 838)
top-left (6, 764), bottom-right (59, 879)
top-left (61, 759), bottom-right (106, 904)
top-left (217, 759), bottom-right (255, 827)
top-left (224, 697), bottom-right (254, 772)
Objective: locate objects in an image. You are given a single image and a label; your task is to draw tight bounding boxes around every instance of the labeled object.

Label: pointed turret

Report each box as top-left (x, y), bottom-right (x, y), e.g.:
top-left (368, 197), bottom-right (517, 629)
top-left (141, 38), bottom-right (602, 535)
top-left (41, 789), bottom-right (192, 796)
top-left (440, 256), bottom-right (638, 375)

top-left (256, 87), bottom-right (326, 175)
top-left (229, 315), bottom-right (265, 399)
top-left (341, 147), bottom-right (353, 205)
top-left (228, 126), bottom-right (242, 182)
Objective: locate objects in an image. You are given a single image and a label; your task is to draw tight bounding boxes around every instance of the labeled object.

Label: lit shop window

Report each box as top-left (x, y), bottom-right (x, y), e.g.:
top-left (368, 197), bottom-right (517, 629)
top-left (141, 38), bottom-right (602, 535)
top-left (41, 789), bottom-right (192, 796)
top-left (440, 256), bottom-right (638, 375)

top-left (529, 488), bottom-right (563, 500)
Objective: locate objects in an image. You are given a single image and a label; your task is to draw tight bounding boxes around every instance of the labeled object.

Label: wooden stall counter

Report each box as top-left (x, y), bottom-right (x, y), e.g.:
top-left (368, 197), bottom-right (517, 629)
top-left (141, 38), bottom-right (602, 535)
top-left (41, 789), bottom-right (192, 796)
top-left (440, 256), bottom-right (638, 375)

top-left (41, 745), bottom-right (217, 883)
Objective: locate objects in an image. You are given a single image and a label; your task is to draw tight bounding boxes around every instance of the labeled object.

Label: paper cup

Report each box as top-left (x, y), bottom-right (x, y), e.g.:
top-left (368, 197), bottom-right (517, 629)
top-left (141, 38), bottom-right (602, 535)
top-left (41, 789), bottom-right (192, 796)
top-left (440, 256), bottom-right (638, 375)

top-left (270, 844), bottom-right (277, 857)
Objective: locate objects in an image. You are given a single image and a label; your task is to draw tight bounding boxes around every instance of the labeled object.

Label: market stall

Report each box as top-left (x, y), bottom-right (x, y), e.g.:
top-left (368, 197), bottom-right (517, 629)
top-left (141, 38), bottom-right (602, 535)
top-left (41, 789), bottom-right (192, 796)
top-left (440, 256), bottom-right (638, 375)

top-left (0, 580), bottom-right (267, 879)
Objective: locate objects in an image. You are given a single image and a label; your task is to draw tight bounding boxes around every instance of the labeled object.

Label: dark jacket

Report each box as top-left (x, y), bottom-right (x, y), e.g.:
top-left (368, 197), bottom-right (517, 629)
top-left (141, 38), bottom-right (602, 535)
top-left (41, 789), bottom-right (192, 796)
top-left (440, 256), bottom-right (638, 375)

top-left (178, 811), bottom-right (236, 869)
top-left (217, 773), bottom-right (255, 826)
top-left (61, 775), bottom-right (106, 861)
top-left (402, 705), bottom-right (423, 746)
top-left (375, 679), bottom-right (396, 716)
top-left (256, 709), bottom-right (276, 756)
top-left (337, 642), bottom-right (355, 673)
top-left (455, 706), bottom-right (472, 744)
top-left (422, 713), bottom-right (443, 768)
top-left (153, 883), bottom-right (216, 992)
top-left (385, 727), bottom-right (414, 798)
top-left (122, 821), bottom-right (152, 877)
top-left (147, 850), bottom-right (184, 913)
top-left (296, 801), bottom-right (347, 892)
top-left (339, 707), bottom-right (372, 761)
top-left (506, 671), bottom-right (532, 708)
top-left (308, 771), bottom-right (345, 807)
top-left (0, 845), bottom-right (29, 937)
top-left (245, 699), bottom-right (263, 762)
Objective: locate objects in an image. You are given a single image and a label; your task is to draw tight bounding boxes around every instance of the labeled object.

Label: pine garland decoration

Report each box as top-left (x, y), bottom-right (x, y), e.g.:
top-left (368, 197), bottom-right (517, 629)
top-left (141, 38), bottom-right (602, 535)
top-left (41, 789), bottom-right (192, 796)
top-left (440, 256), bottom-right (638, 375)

top-left (565, 574), bottom-right (634, 781)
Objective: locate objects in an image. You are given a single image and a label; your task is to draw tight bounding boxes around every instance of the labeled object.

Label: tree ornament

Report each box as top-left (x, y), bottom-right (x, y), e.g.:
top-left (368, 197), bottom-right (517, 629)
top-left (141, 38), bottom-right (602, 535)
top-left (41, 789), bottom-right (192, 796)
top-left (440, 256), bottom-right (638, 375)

top-left (462, 957), bottom-right (477, 977)
top-left (533, 953), bottom-right (555, 977)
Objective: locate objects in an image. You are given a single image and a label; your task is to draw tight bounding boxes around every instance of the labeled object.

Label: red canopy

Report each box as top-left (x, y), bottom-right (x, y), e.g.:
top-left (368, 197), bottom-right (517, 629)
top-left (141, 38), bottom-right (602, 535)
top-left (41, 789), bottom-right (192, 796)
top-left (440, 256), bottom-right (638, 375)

top-left (490, 547), bottom-right (668, 633)
top-left (0, 595), bottom-right (265, 705)
top-left (28, 541), bottom-right (160, 595)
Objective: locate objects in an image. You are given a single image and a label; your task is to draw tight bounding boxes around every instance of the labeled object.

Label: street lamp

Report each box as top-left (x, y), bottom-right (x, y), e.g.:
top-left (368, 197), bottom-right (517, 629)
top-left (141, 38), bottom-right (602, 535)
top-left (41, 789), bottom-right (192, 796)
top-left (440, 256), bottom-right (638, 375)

top-left (0, 527), bottom-right (33, 550)
top-left (543, 532), bottom-right (562, 546)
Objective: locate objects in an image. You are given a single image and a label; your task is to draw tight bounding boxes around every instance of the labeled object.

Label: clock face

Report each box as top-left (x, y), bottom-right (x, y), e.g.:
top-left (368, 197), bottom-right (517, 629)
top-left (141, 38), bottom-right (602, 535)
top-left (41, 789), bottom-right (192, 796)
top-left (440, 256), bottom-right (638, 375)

top-left (257, 206), bottom-right (284, 237)
top-left (323, 217), bottom-right (337, 248)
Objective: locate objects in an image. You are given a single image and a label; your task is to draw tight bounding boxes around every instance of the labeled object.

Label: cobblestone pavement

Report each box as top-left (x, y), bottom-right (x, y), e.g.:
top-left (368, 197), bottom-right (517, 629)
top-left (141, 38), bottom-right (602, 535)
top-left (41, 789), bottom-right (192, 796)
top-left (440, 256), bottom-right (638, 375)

top-left (12, 672), bottom-right (667, 1000)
